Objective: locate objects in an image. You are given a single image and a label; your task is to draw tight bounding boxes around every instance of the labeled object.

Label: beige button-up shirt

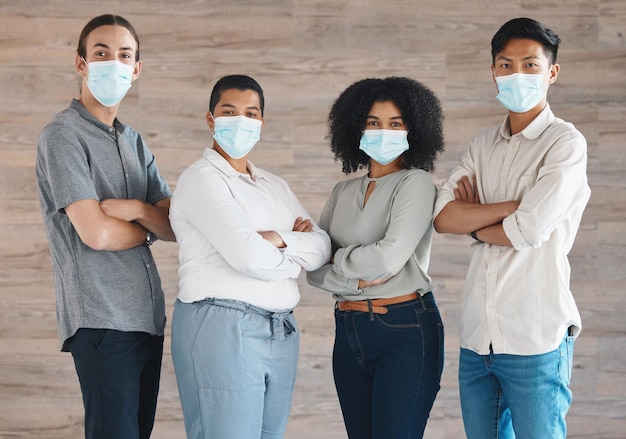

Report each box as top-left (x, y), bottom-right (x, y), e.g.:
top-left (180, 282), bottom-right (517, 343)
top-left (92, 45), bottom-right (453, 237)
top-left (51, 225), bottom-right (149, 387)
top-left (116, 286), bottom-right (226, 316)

top-left (434, 104), bottom-right (590, 355)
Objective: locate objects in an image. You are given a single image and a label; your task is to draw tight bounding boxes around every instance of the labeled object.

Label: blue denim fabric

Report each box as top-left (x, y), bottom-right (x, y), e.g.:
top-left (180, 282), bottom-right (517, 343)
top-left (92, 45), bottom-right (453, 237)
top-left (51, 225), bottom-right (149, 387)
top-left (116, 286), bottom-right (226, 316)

top-left (68, 329), bottom-right (163, 439)
top-left (171, 298), bottom-right (299, 439)
top-left (459, 332), bottom-right (574, 439)
top-left (332, 292), bottom-right (444, 439)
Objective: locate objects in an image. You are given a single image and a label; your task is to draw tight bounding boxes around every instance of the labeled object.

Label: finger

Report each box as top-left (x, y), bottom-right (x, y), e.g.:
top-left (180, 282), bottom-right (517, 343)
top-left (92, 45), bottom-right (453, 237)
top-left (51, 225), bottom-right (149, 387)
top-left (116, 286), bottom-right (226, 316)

top-left (459, 176), bottom-right (473, 201)
top-left (455, 181), bottom-right (468, 201)
top-left (454, 187), bottom-right (461, 201)
top-left (471, 175), bottom-right (478, 201)
top-left (293, 219), bottom-right (312, 232)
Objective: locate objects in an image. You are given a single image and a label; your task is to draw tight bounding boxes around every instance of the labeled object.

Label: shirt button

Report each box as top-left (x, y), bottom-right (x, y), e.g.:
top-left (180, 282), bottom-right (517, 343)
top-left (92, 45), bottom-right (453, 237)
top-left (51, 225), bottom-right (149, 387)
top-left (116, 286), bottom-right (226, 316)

top-left (146, 264), bottom-right (151, 268)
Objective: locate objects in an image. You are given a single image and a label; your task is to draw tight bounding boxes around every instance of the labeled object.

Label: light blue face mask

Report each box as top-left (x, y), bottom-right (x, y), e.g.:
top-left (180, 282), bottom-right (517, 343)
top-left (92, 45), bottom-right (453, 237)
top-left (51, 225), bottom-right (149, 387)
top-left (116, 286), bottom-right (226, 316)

top-left (358, 129), bottom-right (409, 165)
top-left (495, 72), bottom-right (547, 113)
top-left (212, 115), bottom-right (262, 159)
top-left (84, 59), bottom-right (134, 107)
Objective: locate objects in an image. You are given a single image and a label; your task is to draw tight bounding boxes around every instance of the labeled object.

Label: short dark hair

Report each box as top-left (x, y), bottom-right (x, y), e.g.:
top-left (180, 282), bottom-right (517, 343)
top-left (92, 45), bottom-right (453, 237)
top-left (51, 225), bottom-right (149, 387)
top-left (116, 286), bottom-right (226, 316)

top-left (77, 14), bottom-right (140, 61)
top-left (209, 75), bottom-right (265, 116)
top-left (328, 77), bottom-right (444, 174)
top-left (491, 17), bottom-right (561, 64)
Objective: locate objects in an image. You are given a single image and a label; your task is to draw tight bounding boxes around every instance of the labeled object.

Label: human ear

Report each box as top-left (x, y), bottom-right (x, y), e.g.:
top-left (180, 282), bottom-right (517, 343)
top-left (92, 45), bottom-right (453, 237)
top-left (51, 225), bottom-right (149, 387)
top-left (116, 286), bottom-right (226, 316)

top-left (206, 112), bottom-right (215, 131)
top-left (132, 60), bottom-right (142, 81)
top-left (75, 54), bottom-right (87, 78)
top-left (548, 63), bottom-right (560, 84)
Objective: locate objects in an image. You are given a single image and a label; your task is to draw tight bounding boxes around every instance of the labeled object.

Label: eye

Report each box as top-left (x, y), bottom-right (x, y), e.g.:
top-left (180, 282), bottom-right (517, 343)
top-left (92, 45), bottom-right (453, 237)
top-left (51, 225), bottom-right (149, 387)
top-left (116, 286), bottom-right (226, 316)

top-left (366, 120), bottom-right (379, 127)
top-left (245, 112), bottom-right (258, 118)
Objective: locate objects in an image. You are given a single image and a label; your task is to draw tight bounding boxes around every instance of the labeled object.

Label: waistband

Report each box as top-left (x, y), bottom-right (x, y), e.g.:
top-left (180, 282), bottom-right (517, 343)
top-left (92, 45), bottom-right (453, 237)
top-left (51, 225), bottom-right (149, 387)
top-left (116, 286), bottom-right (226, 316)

top-left (192, 298), bottom-right (294, 340)
top-left (335, 292), bottom-right (433, 316)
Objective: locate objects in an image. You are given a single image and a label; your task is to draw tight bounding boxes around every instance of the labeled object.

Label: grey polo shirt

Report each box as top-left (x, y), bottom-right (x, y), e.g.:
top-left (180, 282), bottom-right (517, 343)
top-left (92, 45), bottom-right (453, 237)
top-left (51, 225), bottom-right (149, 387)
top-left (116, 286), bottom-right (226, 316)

top-left (36, 99), bottom-right (171, 351)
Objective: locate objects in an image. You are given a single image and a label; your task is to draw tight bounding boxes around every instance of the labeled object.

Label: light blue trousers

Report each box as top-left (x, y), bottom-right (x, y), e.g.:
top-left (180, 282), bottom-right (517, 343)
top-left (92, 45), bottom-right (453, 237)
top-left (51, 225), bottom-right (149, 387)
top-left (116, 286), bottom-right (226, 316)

top-left (459, 332), bottom-right (574, 439)
top-left (171, 298), bottom-right (299, 439)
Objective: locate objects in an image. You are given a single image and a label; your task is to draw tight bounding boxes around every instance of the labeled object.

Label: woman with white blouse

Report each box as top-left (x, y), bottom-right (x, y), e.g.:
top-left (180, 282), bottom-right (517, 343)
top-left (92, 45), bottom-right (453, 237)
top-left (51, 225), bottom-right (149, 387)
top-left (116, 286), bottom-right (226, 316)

top-left (169, 75), bottom-right (331, 439)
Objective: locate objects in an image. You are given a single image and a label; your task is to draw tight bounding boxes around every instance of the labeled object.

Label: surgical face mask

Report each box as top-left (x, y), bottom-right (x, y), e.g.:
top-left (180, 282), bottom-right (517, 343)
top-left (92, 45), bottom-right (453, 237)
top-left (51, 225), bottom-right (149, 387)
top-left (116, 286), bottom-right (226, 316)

top-left (358, 129), bottom-right (409, 165)
top-left (495, 72), bottom-right (548, 113)
top-left (84, 59), bottom-right (134, 107)
top-left (212, 115), bottom-right (262, 159)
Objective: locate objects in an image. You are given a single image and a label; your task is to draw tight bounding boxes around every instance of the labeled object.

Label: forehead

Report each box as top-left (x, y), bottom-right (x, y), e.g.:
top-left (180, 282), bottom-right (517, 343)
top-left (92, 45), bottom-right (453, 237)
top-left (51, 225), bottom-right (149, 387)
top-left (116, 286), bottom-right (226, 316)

top-left (216, 88), bottom-right (261, 107)
top-left (85, 25), bottom-right (137, 52)
top-left (368, 100), bottom-right (402, 116)
top-left (497, 38), bottom-right (549, 60)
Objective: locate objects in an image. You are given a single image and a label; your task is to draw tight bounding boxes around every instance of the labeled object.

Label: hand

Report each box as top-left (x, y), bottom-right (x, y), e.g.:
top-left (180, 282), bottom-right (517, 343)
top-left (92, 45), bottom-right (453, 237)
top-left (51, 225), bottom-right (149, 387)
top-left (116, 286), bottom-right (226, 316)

top-left (454, 175), bottom-right (480, 204)
top-left (258, 230), bottom-right (286, 248)
top-left (292, 217), bottom-right (313, 232)
top-left (358, 277), bottom-right (390, 289)
top-left (99, 199), bottom-right (143, 222)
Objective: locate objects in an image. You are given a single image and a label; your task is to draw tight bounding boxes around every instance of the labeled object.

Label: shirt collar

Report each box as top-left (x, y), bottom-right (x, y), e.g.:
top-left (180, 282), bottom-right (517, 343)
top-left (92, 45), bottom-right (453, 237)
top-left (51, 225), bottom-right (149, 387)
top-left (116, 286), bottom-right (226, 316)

top-left (202, 147), bottom-right (267, 181)
top-left (499, 103), bottom-right (556, 141)
top-left (70, 99), bottom-right (124, 134)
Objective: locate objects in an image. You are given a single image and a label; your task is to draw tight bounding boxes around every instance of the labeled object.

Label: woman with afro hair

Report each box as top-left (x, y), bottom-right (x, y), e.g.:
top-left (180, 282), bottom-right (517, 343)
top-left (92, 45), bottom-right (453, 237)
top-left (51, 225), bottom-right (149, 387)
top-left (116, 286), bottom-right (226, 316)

top-left (307, 76), bottom-right (445, 439)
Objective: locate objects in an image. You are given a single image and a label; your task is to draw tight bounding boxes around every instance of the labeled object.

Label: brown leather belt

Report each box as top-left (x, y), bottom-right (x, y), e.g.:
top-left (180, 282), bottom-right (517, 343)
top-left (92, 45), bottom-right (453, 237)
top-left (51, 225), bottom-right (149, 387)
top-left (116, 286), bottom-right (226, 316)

top-left (335, 292), bottom-right (419, 315)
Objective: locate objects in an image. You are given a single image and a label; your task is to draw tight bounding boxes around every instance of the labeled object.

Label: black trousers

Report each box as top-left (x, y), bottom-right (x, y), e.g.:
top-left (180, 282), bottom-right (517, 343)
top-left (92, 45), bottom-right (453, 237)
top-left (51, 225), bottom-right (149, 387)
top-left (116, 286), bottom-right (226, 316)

top-left (68, 329), bottom-right (164, 439)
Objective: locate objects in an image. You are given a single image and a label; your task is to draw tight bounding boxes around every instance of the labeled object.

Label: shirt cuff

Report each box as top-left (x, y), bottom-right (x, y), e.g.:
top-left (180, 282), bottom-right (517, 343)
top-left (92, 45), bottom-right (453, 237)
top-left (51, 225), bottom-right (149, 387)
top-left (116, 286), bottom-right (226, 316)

top-left (502, 214), bottom-right (527, 250)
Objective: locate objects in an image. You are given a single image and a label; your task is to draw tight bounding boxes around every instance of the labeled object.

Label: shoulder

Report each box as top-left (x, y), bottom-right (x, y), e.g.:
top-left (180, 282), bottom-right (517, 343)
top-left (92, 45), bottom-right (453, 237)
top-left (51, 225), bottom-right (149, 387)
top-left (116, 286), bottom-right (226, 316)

top-left (397, 168), bottom-right (434, 187)
top-left (469, 123), bottom-right (502, 147)
top-left (548, 117), bottom-right (586, 144)
top-left (331, 175), bottom-right (363, 195)
top-left (38, 110), bottom-right (86, 155)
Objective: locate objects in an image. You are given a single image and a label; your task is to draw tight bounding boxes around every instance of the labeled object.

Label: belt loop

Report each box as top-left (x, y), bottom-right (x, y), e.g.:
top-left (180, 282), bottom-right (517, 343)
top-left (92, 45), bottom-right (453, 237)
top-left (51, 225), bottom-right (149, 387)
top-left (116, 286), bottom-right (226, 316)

top-left (271, 314), bottom-right (285, 341)
top-left (417, 291), bottom-right (426, 309)
top-left (367, 300), bottom-right (374, 321)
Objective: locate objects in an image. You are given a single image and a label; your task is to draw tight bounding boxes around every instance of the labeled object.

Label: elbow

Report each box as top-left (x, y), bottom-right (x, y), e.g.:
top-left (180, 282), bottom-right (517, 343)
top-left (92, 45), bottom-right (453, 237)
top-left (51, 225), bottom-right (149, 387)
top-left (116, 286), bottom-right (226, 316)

top-left (80, 230), bottom-right (111, 251)
top-left (433, 216), bottom-right (445, 234)
top-left (433, 215), bottom-right (457, 234)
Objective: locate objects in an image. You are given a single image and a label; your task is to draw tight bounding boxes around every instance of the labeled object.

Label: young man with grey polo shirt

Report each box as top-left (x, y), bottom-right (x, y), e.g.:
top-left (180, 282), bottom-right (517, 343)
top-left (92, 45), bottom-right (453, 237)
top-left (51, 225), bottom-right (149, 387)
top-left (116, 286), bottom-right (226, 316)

top-left (36, 14), bottom-right (174, 439)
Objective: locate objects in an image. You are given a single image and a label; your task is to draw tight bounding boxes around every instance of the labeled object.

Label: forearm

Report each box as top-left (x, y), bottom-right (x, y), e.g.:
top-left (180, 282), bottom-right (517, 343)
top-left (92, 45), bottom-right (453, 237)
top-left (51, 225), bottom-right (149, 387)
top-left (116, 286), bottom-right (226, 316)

top-left (134, 201), bottom-right (175, 242)
top-left (100, 198), bottom-right (175, 242)
top-left (474, 223), bottom-right (513, 247)
top-left (434, 200), bottom-right (519, 235)
top-left (95, 218), bottom-right (148, 251)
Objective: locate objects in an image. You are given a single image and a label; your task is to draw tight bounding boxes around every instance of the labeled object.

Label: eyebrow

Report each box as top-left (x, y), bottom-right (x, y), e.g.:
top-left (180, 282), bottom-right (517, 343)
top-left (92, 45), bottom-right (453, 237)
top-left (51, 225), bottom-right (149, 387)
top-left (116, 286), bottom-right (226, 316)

top-left (219, 103), bottom-right (261, 111)
top-left (91, 42), bottom-right (135, 52)
top-left (496, 54), bottom-right (541, 62)
top-left (366, 115), bottom-right (403, 120)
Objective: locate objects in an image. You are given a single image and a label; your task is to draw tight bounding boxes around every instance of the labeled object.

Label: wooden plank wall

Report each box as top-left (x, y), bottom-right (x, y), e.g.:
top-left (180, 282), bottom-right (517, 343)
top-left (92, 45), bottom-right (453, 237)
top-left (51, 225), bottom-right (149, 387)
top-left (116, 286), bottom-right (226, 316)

top-left (1, 0), bottom-right (625, 437)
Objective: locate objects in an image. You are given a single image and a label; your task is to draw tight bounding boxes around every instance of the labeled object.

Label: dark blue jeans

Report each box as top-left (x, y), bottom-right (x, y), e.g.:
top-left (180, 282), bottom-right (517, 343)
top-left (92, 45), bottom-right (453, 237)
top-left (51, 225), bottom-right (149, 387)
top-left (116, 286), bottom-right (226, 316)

top-left (68, 329), bottom-right (164, 439)
top-left (333, 292), bottom-right (444, 439)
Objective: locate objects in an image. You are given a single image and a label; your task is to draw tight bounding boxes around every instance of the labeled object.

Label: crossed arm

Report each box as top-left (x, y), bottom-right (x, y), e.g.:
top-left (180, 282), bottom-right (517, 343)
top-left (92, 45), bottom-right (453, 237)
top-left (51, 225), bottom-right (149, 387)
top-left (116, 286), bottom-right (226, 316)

top-left (65, 197), bottom-right (175, 251)
top-left (258, 216), bottom-right (313, 248)
top-left (433, 175), bottom-right (519, 247)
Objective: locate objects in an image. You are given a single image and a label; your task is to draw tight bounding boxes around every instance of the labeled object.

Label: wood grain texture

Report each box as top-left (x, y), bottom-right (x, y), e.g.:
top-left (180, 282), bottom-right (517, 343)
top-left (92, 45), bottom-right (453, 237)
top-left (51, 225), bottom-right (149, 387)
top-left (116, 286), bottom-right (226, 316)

top-left (1, 0), bottom-right (625, 437)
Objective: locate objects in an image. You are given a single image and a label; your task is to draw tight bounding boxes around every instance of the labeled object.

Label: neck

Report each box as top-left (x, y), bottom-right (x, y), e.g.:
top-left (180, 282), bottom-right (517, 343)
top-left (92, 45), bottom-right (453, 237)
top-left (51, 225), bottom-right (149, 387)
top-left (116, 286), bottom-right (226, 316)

top-left (214, 143), bottom-right (249, 174)
top-left (369, 160), bottom-right (403, 179)
top-left (508, 101), bottom-right (547, 135)
top-left (79, 92), bottom-right (119, 126)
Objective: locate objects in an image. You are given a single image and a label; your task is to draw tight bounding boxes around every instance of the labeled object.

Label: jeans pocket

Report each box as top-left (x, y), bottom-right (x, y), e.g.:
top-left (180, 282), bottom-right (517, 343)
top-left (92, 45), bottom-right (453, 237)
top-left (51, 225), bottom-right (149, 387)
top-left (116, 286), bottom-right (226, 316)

top-left (559, 334), bottom-right (575, 384)
top-left (373, 303), bottom-right (421, 329)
